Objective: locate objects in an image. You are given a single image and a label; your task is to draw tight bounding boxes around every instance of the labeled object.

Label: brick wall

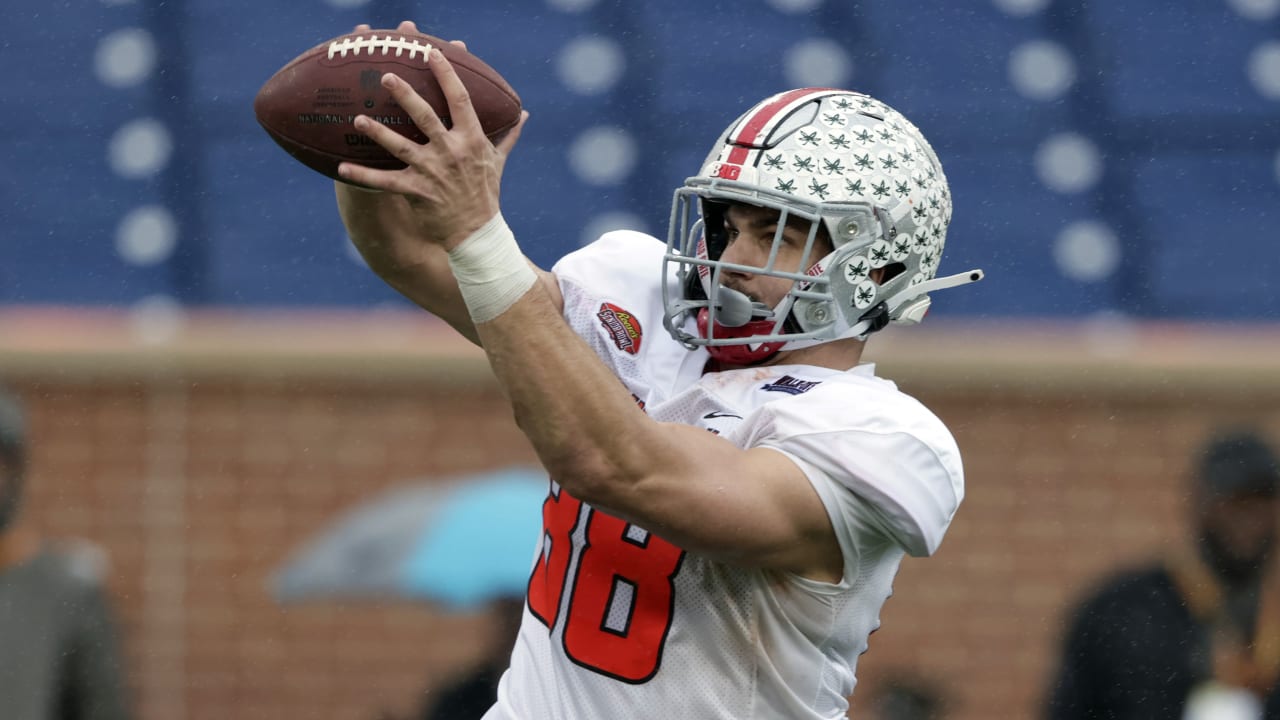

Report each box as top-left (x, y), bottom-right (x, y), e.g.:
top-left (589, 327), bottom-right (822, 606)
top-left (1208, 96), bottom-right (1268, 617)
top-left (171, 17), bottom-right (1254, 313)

top-left (3, 311), bottom-right (1278, 720)
top-left (15, 376), bottom-right (526, 720)
top-left (844, 388), bottom-right (1277, 718)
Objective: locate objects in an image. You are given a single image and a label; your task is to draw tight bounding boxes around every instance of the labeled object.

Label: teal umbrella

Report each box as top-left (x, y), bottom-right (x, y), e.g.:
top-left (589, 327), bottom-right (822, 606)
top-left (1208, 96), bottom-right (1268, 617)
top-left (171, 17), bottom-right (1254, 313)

top-left (272, 467), bottom-right (547, 610)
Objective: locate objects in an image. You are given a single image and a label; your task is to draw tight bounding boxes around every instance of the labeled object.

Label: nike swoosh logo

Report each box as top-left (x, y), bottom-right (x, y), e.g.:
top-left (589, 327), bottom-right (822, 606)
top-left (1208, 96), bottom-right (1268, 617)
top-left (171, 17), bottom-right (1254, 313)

top-left (703, 411), bottom-right (743, 420)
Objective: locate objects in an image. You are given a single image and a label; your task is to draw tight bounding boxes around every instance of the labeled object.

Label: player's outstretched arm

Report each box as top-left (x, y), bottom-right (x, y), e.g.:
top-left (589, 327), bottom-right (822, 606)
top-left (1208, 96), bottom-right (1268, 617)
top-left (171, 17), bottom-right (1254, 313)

top-left (344, 47), bottom-right (841, 580)
top-left (336, 184), bottom-right (559, 346)
top-left (479, 289), bottom-right (843, 581)
top-left (335, 186), bottom-right (483, 343)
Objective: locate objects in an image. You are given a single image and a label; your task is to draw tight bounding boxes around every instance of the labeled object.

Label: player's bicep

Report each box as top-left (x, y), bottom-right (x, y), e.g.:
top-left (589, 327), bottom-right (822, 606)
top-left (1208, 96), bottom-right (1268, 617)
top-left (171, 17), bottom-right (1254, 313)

top-left (595, 425), bottom-right (843, 580)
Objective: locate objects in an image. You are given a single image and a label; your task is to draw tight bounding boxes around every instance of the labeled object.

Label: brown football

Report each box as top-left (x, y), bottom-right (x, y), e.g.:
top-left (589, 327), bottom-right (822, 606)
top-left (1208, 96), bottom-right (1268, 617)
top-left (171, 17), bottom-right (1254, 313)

top-left (254, 29), bottom-right (521, 182)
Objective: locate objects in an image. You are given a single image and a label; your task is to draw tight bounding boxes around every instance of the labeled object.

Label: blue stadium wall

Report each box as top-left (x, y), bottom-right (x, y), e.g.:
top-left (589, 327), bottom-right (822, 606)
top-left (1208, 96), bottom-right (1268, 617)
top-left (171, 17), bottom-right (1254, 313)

top-left (1, 0), bottom-right (1277, 321)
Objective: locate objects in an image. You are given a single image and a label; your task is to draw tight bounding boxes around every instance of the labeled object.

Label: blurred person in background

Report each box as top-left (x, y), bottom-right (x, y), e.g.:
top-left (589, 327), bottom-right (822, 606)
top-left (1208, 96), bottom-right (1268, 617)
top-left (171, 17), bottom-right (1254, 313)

top-left (332, 18), bottom-right (981, 720)
top-left (1046, 427), bottom-right (1280, 720)
top-left (416, 596), bottom-right (524, 720)
top-left (866, 673), bottom-right (948, 720)
top-left (0, 387), bottom-right (132, 720)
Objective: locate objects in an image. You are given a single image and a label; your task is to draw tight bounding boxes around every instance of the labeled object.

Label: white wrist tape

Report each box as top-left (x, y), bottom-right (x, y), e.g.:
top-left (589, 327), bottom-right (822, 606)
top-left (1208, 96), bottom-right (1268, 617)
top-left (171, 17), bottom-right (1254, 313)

top-left (447, 213), bottom-right (538, 324)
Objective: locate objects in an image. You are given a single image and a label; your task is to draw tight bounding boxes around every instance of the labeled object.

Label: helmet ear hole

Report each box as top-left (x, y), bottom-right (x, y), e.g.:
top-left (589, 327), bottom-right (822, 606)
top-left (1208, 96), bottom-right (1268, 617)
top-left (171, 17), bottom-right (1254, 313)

top-left (877, 262), bottom-right (907, 284)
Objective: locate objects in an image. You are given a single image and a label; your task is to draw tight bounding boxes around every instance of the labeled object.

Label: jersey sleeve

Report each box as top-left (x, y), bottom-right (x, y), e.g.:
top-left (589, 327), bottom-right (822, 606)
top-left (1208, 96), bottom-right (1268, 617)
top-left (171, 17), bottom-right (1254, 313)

top-left (550, 231), bottom-right (667, 364)
top-left (750, 387), bottom-right (964, 558)
top-left (552, 230), bottom-right (668, 297)
top-left (550, 231), bottom-right (702, 401)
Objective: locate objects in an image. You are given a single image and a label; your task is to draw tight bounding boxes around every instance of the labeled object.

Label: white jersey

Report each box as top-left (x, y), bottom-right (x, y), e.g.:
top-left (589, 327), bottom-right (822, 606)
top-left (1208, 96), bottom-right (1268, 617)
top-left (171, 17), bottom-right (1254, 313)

top-left (484, 232), bottom-right (964, 720)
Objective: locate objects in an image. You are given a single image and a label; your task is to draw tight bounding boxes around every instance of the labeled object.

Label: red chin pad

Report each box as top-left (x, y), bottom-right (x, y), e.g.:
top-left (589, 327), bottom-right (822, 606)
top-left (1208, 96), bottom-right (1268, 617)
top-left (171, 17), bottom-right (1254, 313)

top-left (696, 309), bottom-right (785, 365)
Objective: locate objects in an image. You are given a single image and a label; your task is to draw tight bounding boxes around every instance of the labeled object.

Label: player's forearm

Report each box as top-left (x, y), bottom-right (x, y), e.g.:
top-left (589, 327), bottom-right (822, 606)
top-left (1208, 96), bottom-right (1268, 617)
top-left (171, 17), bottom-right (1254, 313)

top-left (472, 289), bottom-right (804, 565)
top-left (473, 286), bottom-right (677, 510)
top-left (335, 183), bottom-right (479, 342)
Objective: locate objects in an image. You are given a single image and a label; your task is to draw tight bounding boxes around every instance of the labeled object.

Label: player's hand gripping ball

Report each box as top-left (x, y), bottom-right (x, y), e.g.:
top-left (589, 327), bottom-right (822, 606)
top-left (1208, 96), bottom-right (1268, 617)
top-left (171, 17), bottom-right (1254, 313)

top-left (254, 27), bottom-right (521, 183)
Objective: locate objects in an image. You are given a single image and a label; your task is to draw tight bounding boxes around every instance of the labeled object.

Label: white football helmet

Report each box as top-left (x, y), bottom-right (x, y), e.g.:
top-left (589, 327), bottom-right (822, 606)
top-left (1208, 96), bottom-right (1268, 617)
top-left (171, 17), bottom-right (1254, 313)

top-left (662, 88), bottom-right (983, 364)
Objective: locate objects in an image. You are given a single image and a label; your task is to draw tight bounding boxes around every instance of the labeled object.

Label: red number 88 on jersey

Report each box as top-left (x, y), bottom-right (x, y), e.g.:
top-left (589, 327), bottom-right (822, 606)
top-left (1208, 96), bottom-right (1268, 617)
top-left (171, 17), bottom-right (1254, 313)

top-left (526, 485), bottom-right (686, 683)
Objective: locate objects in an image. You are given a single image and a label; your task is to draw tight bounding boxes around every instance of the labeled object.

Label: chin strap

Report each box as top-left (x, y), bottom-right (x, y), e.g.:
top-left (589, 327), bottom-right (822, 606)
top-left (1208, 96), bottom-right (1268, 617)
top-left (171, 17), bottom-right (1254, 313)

top-left (697, 309), bottom-right (787, 365)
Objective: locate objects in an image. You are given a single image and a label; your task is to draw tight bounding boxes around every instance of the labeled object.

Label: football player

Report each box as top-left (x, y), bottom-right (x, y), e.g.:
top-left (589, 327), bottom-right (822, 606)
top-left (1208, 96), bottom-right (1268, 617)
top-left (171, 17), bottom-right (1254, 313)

top-left (335, 20), bottom-right (982, 720)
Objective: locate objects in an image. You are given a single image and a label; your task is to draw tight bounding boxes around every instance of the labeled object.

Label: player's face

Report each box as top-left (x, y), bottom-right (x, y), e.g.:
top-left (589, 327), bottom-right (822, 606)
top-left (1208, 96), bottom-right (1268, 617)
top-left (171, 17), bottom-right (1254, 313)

top-left (718, 204), bottom-right (832, 309)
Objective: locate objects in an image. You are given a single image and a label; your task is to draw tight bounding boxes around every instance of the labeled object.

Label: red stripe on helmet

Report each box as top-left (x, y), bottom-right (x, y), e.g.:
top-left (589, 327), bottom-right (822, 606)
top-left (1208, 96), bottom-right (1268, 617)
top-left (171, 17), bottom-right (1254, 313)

top-left (725, 146), bottom-right (750, 166)
top-left (731, 88), bottom-right (837, 148)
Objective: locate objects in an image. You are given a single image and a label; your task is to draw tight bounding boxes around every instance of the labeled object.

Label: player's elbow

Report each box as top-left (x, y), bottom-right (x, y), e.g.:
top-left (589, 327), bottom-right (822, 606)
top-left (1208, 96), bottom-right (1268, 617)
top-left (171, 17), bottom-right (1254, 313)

top-left (534, 443), bottom-right (639, 509)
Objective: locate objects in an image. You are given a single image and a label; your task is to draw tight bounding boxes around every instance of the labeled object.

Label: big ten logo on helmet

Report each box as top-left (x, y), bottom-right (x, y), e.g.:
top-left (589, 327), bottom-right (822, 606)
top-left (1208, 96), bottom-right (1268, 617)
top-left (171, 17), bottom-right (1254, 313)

top-left (709, 162), bottom-right (741, 181)
top-left (596, 303), bottom-right (642, 355)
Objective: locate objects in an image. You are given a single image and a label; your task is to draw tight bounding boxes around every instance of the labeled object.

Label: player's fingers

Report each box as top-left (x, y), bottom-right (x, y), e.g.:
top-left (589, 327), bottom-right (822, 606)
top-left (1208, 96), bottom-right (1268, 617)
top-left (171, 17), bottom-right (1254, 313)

top-left (336, 162), bottom-right (413, 195)
top-left (396, 20), bottom-right (419, 34)
top-left (449, 40), bottom-right (468, 51)
top-left (494, 110), bottom-right (529, 162)
top-left (379, 73), bottom-right (450, 141)
top-left (351, 114), bottom-right (429, 168)
top-left (428, 49), bottom-right (481, 134)
top-left (354, 24), bottom-right (372, 33)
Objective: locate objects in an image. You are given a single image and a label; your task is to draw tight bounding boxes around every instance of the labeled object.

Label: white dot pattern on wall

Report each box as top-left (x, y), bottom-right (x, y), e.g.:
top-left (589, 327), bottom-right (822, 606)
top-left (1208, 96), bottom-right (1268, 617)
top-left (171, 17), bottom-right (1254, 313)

top-left (1034, 132), bottom-right (1103, 194)
top-left (557, 36), bottom-right (626, 95)
top-left (568, 126), bottom-right (638, 186)
top-left (94, 27), bottom-right (157, 88)
top-left (1009, 40), bottom-right (1076, 101)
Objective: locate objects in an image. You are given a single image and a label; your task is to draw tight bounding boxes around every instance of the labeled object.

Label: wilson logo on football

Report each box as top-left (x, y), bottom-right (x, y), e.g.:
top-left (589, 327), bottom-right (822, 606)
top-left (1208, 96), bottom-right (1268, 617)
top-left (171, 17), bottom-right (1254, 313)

top-left (597, 303), bottom-right (642, 355)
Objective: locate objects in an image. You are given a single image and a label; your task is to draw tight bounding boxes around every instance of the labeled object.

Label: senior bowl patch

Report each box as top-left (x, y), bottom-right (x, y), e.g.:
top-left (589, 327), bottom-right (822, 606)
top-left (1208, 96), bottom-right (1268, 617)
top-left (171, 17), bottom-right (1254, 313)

top-left (596, 302), bottom-right (642, 355)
